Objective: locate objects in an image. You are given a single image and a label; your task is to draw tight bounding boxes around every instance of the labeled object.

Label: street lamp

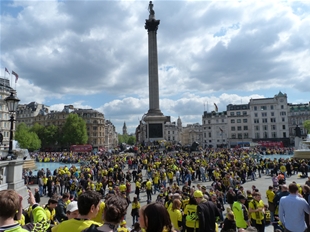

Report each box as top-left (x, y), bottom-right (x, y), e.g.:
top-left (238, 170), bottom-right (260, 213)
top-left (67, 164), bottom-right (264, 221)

top-left (4, 91), bottom-right (20, 160)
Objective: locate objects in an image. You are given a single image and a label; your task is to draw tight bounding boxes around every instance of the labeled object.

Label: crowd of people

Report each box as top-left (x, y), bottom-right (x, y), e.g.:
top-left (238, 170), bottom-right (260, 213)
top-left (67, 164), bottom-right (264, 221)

top-left (2, 146), bottom-right (310, 232)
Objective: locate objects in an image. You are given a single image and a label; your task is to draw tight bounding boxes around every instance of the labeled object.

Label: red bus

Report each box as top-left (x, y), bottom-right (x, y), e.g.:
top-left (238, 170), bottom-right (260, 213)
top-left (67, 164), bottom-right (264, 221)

top-left (70, 144), bottom-right (93, 152)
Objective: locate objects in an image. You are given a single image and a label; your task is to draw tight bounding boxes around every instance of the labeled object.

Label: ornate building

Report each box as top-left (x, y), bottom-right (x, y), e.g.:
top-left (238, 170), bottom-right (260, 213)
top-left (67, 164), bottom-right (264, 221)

top-left (16, 102), bottom-right (49, 127)
top-left (202, 111), bottom-right (227, 148)
top-left (0, 77), bottom-right (15, 152)
top-left (288, 102), bottom-right (310, 144)
top-left (20, 105), bottom-right (110, 150)
top-left (122, 122), bottom-right (128, 135)
top-left (105, 120), bottom-right (118, 150)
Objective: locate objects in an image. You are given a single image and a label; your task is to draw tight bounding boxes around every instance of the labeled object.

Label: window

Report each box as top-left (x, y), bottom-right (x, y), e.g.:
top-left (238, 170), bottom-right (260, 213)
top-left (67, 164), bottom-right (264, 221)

top-left (271, 112), bottom-right (274, 116)
top-left (254, 113), bottom-right (258, 117)
top-left (238, 133), bottom-right (242, 139)
top-left (209, 132), bottom-right (211, 137)
top-left (271, 125), bottom-right (276, 130)
top-left (237, 119), bottom-right (241, 123)
top-left (271, 132), bottom-right (277, 138)
top-left (283, 132), bottom-right (287, 138)
top-left (168, 131), bottom-right (170, 134)
top-left (244, 133), bottom-right (249, 139)
top-left (263, 132), bottom-right (268, 138)
top-left (262, 112), bottom-right (267, 117)
top-left (255, 126), bottom-right (260, 131)
top-left (231, 126), bottom-right (236, 131)
top-left (243, 111), bottom-right (247, 115)
top-left (243, 119), bottom-right (248, 123)
top-left (254, 119), bottom-right (259, 123)
top-left (255, 133), bottom-right (260, 139)
top-left (204, 133), bottom-right (206, 138)
top-left (271, 118), bottom-right (276, 123)
top-left (230, 112), bottom-right (235, 116)
top-left (236, 112), bottom-right (241, 116)
top-left (232, 134), bottom-right (236, 139)
top-left (271, 105), bottom-right (274, 110)
top-left (263, 125), bottom-right (268, 130)
top-left (231, 119), bottom-right (235, 123)
top-left (282, 125), bottom-right (286, 129)
top-left (262, 118), bottom-right (268, 123)
top-left (261, 106), bottom-right (267, 110)
top-left (281, 105), bottom-right (284, 109)
top-left (280, 112), bottom-right (286, 116)
top-left (244, 126), bottom-right (248, 130)
top-left (282, 117), bottom-right (285, 122)
top-left (237, 126), bottom-right (242, 131)
top-left (254, 106), bottom-right (257, 111)
top-left (222, 119), bottom-right (224, 122)
top-left (208, 120), bottom-right (211, 124)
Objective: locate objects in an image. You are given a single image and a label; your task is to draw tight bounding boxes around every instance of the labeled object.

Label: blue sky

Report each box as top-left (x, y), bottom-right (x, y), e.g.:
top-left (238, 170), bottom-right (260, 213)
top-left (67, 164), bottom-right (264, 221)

top-left (1, 0), bottom-right (310, 134)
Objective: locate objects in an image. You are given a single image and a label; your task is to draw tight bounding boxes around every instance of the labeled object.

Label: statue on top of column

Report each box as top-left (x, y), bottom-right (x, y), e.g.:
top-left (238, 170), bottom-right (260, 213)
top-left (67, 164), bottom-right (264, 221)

top-left (148, 1), bottom-right (155, 19)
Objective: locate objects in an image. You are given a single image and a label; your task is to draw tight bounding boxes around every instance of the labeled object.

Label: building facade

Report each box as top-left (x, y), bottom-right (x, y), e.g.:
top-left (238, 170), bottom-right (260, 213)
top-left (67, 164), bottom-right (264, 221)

top-left (181, 123), bottom-right (203, 146)
top-left (202, 111), bottom-right (228, 148)
top-left (288, 102), bottom-right (310, 144)
top-left (226, 104), bottom-right (251, 147)
top-left (249, 92), bottom-right (290, 146)
top-left (164, 117), bottom-right (182, 143)
top-left (18, 104), bottom-right (114, 150)
top-left (105, 120), bottom-right (118, 150)
top-left (0, 77), bottom-right (15, 152)
top-left (16, 102), bottom-right (49, 127)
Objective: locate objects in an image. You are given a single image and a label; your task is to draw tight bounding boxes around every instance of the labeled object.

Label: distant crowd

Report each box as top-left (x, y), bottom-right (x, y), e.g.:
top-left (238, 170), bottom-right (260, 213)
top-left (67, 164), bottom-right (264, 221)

top-left (3, 145), bottom-right (310, 232)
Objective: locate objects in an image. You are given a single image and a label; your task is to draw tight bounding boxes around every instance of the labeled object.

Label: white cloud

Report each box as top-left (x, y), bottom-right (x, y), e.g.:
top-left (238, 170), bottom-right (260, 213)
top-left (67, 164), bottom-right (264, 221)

top-left (1, 0), bottom-right (309, 134)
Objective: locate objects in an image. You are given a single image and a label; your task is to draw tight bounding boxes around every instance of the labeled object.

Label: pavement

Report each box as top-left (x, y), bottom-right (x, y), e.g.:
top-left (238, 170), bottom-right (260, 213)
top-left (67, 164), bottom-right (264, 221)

top-left (28, 167), bottom-right (307, 232)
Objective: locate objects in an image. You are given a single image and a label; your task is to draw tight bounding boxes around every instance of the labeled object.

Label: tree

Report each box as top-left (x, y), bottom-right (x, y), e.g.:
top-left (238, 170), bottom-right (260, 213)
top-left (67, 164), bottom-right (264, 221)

top-left (304, 120), bottom-right (310, 134)
top-left (118, 134), bottom-right (136, 145)
top-left (15, 123), bottom-right (41, 151)
top-left (127, 136), bottom-right (136, 145)
top-left (61, 114), bottom-right (88, 146)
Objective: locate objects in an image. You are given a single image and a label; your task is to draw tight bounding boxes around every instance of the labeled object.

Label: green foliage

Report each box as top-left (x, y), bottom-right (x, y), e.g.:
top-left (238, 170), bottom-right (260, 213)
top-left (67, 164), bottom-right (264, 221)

top-left (30, 123), bottom-right (59, 148)
top-left (118, 134), bottom-right (136, 145)
top-left (15, 123), bottom-right (41, 151)
top-left (127, 136), bottom-right (136, 145)
top-left (304, 120), bottom-right (310, 133)
top-left (61, 114), bottom-right (88, 146)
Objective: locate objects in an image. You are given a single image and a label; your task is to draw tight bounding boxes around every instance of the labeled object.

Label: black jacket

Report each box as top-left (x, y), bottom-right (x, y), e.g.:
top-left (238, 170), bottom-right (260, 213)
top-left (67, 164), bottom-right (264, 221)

top-left (55, 199), bottom-right (68, 222)
top-left (197, 200), bottom-right (221, 232)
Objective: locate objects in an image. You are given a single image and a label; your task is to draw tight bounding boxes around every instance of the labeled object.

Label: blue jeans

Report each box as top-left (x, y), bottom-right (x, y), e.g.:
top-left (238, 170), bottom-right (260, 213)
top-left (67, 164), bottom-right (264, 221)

top-left (39, 186), bottom-right (43, 196)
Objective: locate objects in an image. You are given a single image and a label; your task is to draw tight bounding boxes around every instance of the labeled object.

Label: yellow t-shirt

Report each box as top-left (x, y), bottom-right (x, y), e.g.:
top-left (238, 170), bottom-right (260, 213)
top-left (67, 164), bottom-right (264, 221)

top-left (168, 208), bottom-right (182, 230)
top-left (93, 201), bottom-right (106, 224)
top-left (184, 204), bottom-right (199, 228)
top-left (56, 218), bottom-right (102, 232)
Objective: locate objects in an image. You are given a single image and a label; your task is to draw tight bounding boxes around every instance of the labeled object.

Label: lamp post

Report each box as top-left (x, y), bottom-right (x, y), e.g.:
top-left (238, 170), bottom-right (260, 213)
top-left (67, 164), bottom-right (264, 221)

top-left (4, 91), bottom-right (20, 160)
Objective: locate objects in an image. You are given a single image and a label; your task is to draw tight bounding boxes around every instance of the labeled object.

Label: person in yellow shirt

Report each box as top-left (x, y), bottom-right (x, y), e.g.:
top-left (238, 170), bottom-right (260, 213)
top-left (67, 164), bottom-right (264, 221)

top-left (118, 220), bottom-right (130, 232)
top-left (146, 179), bottom-right (152, 203)
top-left (184, 197), bottom-right (199, 232)
top-left (131, 197), bottom-right (140, 227)
top-left (266, 186), bottom-right (275, 222)
top-left (92, 201), bottom-right (105, 224)
top-left (44, 198), bottom-right (58, 225)
top-left (168, 199), bottom-right (182, 231)
top-left (135, 179), bottom-right (141, 200)
top-left (56, 191), bottom-right (102, 232)
top-left (248, 192), bottom-right (265, 232)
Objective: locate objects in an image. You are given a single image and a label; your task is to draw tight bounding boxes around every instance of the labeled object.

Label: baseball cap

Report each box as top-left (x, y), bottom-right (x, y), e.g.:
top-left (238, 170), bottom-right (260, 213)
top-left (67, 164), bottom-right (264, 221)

top-left (194, 190), bottom-right (203, 198)
top-left (66, 201), bottom-right (78, 212)
top-left (237, 194), bottom-right (246, 200)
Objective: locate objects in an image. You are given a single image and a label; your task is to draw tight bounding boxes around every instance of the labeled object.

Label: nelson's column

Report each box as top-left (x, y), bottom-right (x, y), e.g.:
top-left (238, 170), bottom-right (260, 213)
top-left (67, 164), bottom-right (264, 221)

top-left (142, 1), bottom-right (170, 142)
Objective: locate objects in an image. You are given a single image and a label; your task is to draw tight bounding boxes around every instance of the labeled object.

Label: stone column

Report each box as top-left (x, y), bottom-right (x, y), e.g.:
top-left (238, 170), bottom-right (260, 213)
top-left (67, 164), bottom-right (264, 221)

top-left (145, 18), bottom-right (163, 116)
